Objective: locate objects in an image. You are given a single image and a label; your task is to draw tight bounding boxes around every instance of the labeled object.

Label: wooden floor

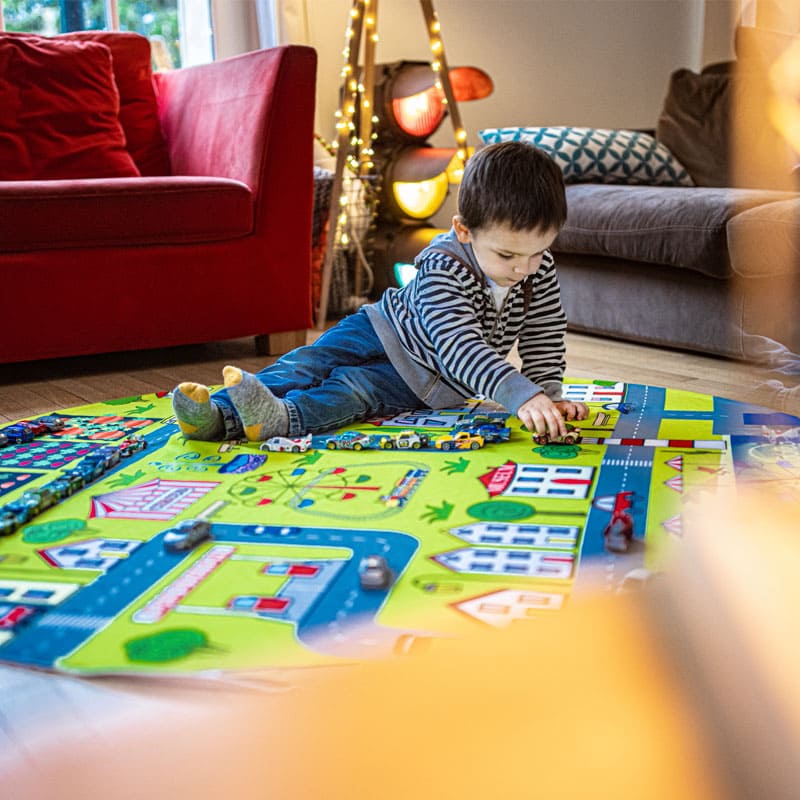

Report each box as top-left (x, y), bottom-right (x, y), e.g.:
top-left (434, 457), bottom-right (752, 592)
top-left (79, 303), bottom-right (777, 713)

top-left (1, 330), bottom-right (798, 422)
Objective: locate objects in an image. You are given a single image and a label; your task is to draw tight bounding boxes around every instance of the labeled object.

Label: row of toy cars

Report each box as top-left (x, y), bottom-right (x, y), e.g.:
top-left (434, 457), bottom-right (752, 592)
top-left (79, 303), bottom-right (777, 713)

top-left (315, 420), bottom-right (513, 453)
top-left (0, 414), bottom-right (69, 447)
top-left (0, 431), bottom-right (146, 537)
top-left (320, 429), bottom-right (486, 452)
top-left (258, 419), bottom-right (585, 454)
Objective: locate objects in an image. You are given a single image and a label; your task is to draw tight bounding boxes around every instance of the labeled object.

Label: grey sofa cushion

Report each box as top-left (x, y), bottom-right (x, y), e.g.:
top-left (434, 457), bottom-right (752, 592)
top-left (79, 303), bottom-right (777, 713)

top-left (554, 184), bottom-right (794, 279)
top-left (727, 198), bottom-right (800, 278)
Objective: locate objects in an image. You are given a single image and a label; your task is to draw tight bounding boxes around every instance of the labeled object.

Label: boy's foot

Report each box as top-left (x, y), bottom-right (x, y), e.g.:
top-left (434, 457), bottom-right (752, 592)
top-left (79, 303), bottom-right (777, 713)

top-left (223, 366), bottom-right (289, 441)
top-left (172, 382), bottom-right (225, 440)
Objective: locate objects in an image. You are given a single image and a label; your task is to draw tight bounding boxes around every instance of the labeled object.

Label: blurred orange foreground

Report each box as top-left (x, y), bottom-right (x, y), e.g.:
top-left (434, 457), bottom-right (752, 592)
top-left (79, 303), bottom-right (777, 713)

top-left (6, 491), bottom-right (799, 799)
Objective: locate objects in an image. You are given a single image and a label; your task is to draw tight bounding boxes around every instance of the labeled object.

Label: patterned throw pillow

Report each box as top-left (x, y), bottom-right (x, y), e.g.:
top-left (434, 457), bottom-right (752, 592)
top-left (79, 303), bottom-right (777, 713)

top-left (479, 126), bottom-right (694, 187)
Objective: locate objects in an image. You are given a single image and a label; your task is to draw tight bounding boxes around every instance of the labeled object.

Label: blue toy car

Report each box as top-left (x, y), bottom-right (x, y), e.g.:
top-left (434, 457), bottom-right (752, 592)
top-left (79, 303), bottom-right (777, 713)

top-left (21, 487), bottom-right (57, 512)
top-left (0, 510), bottom-right (19, 536)
top-left (62, 470), bottom-right (86, 493)
top-left (76, 457), bottom-right (106, 482)
top-left (4, 496), bottom-right (39, 524)
top-left (325, 431), bottom-right (372, 450)
top-left (454, 422), bottom-right (511, 443)
top-left (368, 433), bottom-right (396, 449)
top-left (85, 446), bottom-right (120, 471)
top-left (45, 477), bottom-right (72, 500)
top-left (1, 424), bottom-right (35, 444)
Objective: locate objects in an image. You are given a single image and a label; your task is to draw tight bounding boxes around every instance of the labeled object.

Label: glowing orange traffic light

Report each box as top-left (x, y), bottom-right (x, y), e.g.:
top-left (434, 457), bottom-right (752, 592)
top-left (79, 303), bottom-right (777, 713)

top-left (392, 86), bottom-right (446, 139)
top-left (369, 60), bottom-right (492, 294)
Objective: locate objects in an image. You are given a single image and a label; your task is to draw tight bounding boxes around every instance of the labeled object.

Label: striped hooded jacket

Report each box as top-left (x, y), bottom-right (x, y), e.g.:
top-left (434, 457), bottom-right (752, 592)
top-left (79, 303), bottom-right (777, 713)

top-left (364, 227), bottom-right (567, 415)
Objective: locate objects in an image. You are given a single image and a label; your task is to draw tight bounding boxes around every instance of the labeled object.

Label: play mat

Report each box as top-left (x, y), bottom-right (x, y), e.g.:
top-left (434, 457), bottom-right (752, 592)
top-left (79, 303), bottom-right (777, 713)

top-left (0, 379), bottom-right (797, 677)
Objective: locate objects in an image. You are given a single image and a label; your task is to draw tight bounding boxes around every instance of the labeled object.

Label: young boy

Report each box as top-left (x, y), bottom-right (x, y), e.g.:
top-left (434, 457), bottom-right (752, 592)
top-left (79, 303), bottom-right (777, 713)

top-left (172, 141), bottom-right (588, 443)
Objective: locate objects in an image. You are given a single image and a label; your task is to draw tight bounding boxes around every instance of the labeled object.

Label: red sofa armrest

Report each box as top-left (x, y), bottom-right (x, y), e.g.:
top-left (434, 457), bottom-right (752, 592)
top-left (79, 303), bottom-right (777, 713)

top-left (155, 45), bottom-right (317, 196)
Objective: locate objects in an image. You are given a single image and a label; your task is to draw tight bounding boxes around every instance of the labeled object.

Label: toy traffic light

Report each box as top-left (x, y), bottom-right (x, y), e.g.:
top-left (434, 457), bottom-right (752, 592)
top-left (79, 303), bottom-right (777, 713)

top-left (369, 60), bottom-right (492, 295)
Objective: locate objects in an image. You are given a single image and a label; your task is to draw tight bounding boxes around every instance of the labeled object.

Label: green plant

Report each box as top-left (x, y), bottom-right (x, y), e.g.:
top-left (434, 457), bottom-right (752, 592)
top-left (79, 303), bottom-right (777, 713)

top-left (2, 0), bottom-right (181, 67)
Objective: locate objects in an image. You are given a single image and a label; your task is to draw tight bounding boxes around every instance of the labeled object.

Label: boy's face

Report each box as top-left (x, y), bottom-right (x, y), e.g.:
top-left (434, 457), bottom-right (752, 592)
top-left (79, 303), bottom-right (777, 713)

top-left (453, 216), bottom-right (558, 288)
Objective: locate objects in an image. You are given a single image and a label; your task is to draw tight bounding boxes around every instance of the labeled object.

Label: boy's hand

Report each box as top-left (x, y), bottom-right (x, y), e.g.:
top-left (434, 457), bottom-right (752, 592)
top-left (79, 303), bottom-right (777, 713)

top-left (517, 394), bottom-right (588, 440)
top-left (554, 399), bottom-right (589, 423)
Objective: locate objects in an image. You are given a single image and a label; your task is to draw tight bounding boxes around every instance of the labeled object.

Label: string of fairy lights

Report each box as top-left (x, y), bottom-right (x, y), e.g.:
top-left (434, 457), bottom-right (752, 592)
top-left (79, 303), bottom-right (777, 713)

top-left (323, 0), bottom-right (469, 257)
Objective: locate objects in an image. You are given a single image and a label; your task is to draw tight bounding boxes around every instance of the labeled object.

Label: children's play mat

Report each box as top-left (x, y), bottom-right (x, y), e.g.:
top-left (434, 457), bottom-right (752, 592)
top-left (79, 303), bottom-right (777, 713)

top-left (0, 379), bottom-right (798, 677)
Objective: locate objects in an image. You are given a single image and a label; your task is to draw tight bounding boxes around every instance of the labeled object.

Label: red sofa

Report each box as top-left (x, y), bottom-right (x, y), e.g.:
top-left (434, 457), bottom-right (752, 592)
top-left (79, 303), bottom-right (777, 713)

top-left (0, 34), bottom-right (316, 364)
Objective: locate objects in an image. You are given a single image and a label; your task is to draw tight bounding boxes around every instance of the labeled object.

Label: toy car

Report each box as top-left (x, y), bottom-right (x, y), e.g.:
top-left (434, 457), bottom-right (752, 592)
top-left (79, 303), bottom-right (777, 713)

top-left (19, 420), bottom-right (49, 437)
top-left (454, 422), bottom-right (511, 442)
top-left (325, 431), bottom-right (371, 450)
top-left (163, 519), bottom-right (212, 553)
top-left (260, 433), bottom-right (313, 453)
top-left (45, 477), bottom-right (72, 500)
top-left (434, 431), bottom-right (484, 451)
top-left (119, 435), bottom-right (147, 457)
top-left (61, 470), bottom-right (86, 493)
top-left (603, 515), bottom-right (634, 554)
top-left (394, 430), bottom-right (430, 450)
top-left (21, 487), bottom-right (57, 512)
top-left (532, 423), bottom-right (582, 446)
top-left (4, 496), bottom-right (39, 524)
top-left (603, 491), bottom-right (635, 554)
top-left (0, 424), bottom-right (35, 444)
top-left (37, 415), bottom-right (67, 432)
top-left (358, 554), bottom-right (393, 590)
top-left (619, 568), bottom-right (662, 593)
top-left (85, 446), bottom-right (121, 470)
top-left (77, 458), bottom-right (105, 482)
top-left (0, 510), bottom-right (20, 536)
top-left (368, 433), bottom-right (396, 449)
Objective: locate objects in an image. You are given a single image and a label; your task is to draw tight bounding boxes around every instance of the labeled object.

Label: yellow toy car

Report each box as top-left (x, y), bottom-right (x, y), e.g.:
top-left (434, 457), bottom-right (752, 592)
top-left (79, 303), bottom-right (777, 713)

top-left (433, 431), bottom-right (484, 451)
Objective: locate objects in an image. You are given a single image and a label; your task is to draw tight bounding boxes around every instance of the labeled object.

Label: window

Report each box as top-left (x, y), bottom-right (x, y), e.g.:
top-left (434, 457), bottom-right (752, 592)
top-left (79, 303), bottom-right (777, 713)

top-left (1, 0), bottom-right (214, 68)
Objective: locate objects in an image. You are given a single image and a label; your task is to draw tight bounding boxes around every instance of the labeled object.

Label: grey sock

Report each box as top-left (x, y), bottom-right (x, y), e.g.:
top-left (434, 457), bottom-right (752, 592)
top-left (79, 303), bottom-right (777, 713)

top-left (223, 366), bottom-right (289, 441)
top-left (172, 382), bottom-right (225, 440)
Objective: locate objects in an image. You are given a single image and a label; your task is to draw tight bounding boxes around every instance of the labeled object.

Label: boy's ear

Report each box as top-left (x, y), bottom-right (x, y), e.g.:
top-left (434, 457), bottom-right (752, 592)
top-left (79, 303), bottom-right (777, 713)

top-left (453, 215), bottom-right (472, 244)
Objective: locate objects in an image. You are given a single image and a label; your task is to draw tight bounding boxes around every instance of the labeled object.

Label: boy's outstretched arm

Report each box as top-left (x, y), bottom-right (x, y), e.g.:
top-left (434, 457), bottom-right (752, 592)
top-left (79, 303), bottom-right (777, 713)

top-left (517, 393), bottom-right (588, 439)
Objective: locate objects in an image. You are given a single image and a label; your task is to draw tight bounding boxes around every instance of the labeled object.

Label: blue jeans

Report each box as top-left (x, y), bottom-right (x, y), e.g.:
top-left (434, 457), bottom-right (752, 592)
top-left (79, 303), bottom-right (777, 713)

top-left (213, 309), bottom-right (425, 438)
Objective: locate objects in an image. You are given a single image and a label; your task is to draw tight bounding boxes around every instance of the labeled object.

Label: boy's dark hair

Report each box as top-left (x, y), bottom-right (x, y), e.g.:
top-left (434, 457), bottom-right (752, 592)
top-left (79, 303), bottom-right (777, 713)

top-left (457, 141), bottom-right (567, 233)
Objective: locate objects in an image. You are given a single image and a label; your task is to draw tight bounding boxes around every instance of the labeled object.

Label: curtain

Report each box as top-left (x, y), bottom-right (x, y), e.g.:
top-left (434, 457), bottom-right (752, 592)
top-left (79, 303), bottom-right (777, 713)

top-left (255, 0), bottom-right (310, 47)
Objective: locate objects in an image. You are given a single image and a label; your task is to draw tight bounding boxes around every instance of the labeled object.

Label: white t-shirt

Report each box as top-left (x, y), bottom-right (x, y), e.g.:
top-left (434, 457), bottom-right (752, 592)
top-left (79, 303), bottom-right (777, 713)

top-left (486, 275), bottom-right (511, 310)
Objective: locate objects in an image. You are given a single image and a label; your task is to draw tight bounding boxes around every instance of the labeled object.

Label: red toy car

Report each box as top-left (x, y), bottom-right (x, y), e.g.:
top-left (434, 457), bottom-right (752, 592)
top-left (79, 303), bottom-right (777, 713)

top-left (603, 491), bottom-right (635, 554)
top-left (119, 436), bottom-right (147, 457)
top-left (20, 420), bottom-right (49, 437)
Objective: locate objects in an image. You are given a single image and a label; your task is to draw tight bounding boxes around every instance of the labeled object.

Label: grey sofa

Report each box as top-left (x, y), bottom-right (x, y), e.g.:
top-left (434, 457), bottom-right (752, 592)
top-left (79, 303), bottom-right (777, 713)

top-left (553, 184), bottom-right (799, 359)
top-left (551, 26), bottom-right (800, 362)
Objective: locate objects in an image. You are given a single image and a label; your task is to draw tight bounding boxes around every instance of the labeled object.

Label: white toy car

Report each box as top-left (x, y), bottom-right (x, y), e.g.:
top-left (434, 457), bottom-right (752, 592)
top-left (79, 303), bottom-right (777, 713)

top-left (163, 519), bottom-right (212, 553)
top-left (359, 554), bottom-right (394, 590)
top-left (260, 433), bottom-right (313, 453)
top-left (394, 430), bottom-right (430, 450)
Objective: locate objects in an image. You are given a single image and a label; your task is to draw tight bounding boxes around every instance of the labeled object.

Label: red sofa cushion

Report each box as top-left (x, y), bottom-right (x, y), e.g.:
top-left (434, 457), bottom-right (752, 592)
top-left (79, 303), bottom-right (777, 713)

top-left (2, 30), bottom-right (169, 176)
top-left (59, 31), bottom-right (171, 176)
top-left (0, 177), bottom-right (254, 252)
top-left (0, 35), bottom-right (140, 180)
